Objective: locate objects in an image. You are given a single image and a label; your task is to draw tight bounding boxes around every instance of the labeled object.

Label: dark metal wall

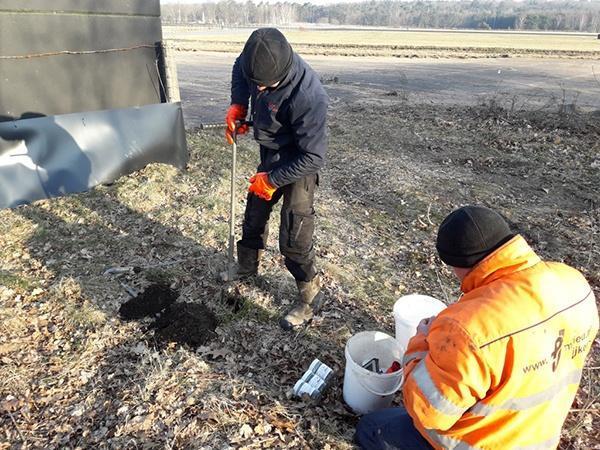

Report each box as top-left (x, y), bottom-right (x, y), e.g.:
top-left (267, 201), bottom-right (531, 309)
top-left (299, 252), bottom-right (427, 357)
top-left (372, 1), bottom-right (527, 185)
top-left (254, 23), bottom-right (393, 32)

top-left (0, 0), bottom-right (189, 209)
top-left (0, 1), bottom-right (160, 15)
top-left (0, 0), bottom-right (164, 120)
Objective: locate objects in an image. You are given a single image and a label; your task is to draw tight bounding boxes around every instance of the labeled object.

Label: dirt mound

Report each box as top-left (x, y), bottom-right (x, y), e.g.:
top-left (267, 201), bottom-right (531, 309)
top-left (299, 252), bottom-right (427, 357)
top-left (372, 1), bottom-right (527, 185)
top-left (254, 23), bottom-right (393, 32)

top-left (150, 302), bottom-right (217, 348)
top-left (119, 284), bottom-right (179, 320)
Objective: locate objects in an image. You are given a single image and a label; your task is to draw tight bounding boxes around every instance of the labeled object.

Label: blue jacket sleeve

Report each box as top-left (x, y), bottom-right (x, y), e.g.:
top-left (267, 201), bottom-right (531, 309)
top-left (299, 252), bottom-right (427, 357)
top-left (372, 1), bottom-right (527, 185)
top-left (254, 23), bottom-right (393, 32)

top-left (231, 54), bottom-right (250, 107)
top-left (268, 90), bottom-right (328, 187)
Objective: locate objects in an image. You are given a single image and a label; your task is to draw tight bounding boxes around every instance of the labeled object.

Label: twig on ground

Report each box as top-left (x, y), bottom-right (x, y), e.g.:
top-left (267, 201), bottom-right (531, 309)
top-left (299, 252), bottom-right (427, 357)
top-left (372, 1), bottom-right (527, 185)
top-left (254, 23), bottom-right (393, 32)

top-left (242, 437), bottom-right (280, 449)
top-left (339, 186), bottom-right (381, 211)
top-left (103, 266), bottom-right (136, 276)
top-left (103, 258), bottom-right (196, 277)
top-left (588, 369), bottom-right (593, 408)
top-left (426, 204), bottom-right (434, 226)
top-left (566, 392), bottom-right (600, 435)
top-left (142, 259), bottom-right (189, 269)
top-left (166, 424), bottom-right (181, 450)
top-left (8, 411), bottom-right (26, 444)
top-left (435, 269), bottom-right (450, 304)
top-left (120, 282), bottom-right (140, 298)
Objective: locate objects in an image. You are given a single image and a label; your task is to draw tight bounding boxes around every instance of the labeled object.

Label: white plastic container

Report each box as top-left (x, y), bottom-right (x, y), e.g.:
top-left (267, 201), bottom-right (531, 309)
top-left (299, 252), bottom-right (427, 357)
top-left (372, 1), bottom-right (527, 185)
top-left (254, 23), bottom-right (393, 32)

top-left (393, 294), bottom-right (446, 350)
top-left (291, 359), bottom-right (333, 401)
top-left (343, 331), bottom-right (404, 415)
top-left (308, 359), bottom-right (334, 383)
top-left (300, 371), bottom-right (328, 391)
top-left (292, 380), bottom-right (321, 400)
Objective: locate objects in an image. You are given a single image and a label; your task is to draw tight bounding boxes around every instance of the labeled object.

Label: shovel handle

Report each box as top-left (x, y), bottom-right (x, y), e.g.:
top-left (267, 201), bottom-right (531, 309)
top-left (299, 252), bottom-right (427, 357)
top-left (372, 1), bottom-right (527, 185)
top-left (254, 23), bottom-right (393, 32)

top-left (227, 137), bottom-right (238, 280)
top-left (227, 120), bottom-right (253, 280)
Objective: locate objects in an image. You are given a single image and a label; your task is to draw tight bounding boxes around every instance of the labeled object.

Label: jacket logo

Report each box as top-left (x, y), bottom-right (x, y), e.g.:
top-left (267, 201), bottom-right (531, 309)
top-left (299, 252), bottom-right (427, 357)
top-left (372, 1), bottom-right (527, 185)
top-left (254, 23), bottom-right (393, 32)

top-left (267, 102), bottom-right (279, 114)
top-left (551, 329), bottom-right (564, 372)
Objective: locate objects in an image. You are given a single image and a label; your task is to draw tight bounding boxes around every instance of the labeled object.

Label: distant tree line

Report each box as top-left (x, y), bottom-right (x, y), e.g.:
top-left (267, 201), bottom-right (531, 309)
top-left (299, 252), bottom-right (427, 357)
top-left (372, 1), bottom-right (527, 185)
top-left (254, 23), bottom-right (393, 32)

top-left (161, 0), bottom-right (600, 32)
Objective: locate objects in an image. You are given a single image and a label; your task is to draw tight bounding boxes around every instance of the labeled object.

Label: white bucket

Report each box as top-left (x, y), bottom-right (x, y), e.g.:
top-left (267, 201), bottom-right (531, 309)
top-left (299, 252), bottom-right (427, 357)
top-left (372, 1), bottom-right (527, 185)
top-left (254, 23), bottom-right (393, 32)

top-left (393, 294), bottom-right (446, 350)
top-left (343, 331), bottom-right (404, 415)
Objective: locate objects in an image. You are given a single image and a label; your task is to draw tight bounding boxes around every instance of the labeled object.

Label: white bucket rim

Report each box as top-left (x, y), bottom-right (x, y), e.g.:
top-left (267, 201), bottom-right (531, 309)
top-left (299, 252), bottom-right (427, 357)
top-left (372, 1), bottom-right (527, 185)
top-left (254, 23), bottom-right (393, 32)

top-left (345, 331), bottom-right (405, 380)
top-left (393, 294), bottom-right (446, 326)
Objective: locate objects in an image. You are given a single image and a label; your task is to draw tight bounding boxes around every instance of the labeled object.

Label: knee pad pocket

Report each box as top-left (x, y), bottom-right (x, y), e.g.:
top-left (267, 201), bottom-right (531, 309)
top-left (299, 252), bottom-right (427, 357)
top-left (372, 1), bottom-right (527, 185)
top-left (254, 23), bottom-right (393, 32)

top-left (281, 210), bottom-right (315, 252)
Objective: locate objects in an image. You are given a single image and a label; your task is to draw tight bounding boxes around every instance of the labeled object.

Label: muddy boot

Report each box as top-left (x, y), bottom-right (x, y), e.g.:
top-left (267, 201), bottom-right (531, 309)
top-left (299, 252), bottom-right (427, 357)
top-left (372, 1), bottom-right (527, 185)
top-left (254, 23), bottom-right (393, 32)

top-left (219, 244), bottom-right (261, 282)
top-left (279, 275), bottom-right (324, 331)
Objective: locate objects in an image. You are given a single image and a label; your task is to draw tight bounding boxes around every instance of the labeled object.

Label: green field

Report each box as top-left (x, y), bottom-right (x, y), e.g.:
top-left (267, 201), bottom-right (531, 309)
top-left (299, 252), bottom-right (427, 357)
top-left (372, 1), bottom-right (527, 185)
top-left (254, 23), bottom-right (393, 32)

top-left (164, 26), bottom-right (600, 56)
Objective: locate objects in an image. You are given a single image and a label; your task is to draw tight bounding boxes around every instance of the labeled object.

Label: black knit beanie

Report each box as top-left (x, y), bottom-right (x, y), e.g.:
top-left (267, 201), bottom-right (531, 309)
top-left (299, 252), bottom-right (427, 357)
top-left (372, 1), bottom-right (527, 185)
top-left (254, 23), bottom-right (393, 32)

top-left (242, 28), bottom-right (293, 87)
top-left (436, 206), bottom-right (514, 268)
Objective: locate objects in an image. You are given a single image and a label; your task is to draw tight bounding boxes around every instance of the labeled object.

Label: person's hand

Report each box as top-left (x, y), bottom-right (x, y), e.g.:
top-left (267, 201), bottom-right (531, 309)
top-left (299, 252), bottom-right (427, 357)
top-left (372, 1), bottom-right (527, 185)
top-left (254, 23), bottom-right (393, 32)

top-left (248, 172), bottom-right (276, 201)
top-left (225, 104), bottom-right (249, 144)
top-left (416, 316), bottom-right (436, 336)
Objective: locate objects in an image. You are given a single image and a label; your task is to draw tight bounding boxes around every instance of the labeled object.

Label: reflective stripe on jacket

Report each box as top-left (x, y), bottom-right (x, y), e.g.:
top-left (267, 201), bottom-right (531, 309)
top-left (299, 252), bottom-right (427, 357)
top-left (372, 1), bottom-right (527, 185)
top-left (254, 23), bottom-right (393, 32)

top-left (402, 235), bottom-right (598, 450)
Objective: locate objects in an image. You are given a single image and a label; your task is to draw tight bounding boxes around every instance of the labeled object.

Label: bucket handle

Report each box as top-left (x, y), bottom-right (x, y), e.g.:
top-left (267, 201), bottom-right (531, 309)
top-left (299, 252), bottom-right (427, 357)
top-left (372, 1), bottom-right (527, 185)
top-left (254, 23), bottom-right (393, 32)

top-left (354, 369), bottom-right (404, 397)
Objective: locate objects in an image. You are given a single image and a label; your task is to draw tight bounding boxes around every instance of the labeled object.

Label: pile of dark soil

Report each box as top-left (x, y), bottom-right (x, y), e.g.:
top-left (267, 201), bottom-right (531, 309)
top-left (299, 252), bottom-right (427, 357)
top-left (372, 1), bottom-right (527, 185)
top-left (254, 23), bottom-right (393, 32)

top-left (150, 302), bottom-right (217, 348)
top-left (118, 283), bottom-right (217, 347)
top-left (119, 284), bottom-right (179, 320)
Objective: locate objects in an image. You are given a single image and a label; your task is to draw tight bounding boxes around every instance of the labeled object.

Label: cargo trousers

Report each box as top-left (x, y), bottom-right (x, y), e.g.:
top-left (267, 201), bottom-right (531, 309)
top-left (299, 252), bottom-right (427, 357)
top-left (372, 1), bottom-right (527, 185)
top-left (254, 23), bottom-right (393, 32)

top-left (238, 173), bottom-right (318, 282)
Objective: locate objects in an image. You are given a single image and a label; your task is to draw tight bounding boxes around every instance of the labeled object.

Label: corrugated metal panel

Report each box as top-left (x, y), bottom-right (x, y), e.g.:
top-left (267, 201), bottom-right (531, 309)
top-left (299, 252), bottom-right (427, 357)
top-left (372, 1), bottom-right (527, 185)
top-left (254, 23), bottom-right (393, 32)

top-left (0, 0), bottom-right (160, 16)
top-left (0, 0), bottom-right (164, 119)
top-left (0, 14), bottom-right (161, 56)
top-left (0, 49), bottom-right (162, 119)
top-left (0, 0), bottom-right (188, 209)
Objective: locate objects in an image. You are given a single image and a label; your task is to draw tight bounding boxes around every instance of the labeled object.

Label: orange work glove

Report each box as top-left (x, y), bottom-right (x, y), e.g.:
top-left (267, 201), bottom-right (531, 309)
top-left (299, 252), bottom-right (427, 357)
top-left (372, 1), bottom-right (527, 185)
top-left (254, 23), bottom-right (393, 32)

top-left (248, 172), bottom-right (277, 201)
top-left (225, 104), bottom-right (249, 144)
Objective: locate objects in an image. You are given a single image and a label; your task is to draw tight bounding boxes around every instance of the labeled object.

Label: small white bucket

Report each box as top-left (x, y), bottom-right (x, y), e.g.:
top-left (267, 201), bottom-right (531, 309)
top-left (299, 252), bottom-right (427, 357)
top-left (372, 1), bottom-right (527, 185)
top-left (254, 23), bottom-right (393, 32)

top-left (393, 294), bottom-right (446, 350)
top-left (343, 331), bottom-right (404, 415)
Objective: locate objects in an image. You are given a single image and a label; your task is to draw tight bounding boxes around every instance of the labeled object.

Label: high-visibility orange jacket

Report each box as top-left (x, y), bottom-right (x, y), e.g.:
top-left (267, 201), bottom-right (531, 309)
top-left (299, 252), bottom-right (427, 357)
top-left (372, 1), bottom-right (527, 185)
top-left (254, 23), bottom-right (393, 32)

top-left (402, 235), bottom-right (598, 450)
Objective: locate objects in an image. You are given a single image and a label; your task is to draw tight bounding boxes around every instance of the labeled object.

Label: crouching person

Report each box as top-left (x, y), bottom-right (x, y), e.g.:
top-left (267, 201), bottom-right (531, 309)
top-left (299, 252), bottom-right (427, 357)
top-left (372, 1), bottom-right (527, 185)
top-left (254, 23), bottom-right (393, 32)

top-left (356, 206), bottom-right (598, 450)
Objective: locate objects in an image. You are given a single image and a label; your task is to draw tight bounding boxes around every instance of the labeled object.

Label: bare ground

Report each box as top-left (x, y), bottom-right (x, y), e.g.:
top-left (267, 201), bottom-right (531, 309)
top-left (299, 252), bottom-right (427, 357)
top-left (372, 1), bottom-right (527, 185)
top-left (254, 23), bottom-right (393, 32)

top-left (171, 39), bottom-right (600, 60)
top-left (1, 85), bottom-right (599, 448)
top-left (176, 51), bottom-right (600, 126)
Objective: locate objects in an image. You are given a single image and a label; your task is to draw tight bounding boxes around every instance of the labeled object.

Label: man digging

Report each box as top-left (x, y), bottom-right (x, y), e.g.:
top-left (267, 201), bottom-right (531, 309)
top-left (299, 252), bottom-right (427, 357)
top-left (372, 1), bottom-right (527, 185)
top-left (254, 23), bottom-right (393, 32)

top-left (222, 28), bottom-right (328, 331)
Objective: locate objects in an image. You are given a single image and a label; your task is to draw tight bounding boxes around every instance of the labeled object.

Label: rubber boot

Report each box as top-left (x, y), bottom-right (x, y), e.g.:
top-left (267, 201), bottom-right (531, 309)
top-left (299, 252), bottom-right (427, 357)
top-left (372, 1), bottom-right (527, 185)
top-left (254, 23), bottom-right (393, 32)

top-left (220, 244), bottom-right (260, 282)
top-left (279, 275), bottom-right (324, 331)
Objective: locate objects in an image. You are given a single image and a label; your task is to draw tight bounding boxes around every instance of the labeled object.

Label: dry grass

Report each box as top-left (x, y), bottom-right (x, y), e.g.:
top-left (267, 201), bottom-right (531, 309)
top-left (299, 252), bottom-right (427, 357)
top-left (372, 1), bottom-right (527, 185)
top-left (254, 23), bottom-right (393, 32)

top-left (0, 96), bottom-right (598, 448)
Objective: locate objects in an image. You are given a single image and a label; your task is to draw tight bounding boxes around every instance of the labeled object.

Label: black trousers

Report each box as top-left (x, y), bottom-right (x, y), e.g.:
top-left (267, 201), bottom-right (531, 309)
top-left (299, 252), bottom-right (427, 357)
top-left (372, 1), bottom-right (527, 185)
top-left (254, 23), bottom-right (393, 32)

top-left (355, 407), bottom-right (434, 450)
top-left (239, 173), bottom-right (318, 282)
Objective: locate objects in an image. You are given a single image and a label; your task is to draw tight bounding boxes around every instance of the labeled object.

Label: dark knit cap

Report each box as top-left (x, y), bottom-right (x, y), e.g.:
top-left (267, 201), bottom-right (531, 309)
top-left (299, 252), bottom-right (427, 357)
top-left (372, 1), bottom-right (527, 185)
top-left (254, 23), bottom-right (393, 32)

top-left (436, 206), bottom-right (514, 268)
top-left (242, 28), bottom-right (293, 87)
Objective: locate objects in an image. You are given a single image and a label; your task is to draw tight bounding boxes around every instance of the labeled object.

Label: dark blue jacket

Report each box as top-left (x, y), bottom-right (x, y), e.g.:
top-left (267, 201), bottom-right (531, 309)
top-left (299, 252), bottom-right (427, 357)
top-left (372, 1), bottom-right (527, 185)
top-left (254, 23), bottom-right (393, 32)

top-left (231, 53), bottom-right (328, 188)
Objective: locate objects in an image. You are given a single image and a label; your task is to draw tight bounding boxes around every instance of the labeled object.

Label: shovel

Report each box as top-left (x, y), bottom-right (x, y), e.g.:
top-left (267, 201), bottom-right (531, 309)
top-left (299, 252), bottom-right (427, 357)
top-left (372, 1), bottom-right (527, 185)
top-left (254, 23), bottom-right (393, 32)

top-left (223, 120), bottom-right (252, 282)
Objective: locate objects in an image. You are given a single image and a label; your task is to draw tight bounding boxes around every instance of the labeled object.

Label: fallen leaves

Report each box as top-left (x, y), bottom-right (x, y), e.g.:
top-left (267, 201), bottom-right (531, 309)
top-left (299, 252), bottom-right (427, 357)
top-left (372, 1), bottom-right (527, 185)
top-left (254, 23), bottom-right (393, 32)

top-left (254, 420), bottom-right (273, 435)
top-left (239, 423), bottom-right (254, 439)
top-left (0, 395), bottom-right (21, 413)
top-left (0, 343), bottom-right (20, 356)
top-left (0, 101), bottom-right (597, 450)
top-left (266, 413), bottom-right (296, 433)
